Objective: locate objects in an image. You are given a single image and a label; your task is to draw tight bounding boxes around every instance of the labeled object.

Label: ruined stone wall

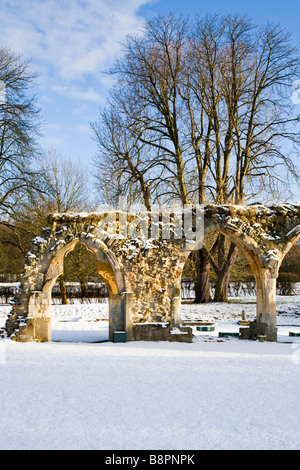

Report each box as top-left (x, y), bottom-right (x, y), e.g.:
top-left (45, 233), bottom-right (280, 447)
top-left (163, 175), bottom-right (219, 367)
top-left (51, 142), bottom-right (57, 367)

top-left (4, 203), bottom-right (300, 343)
top-left (3, 210), bottom-right (191, 341)
top-left (116, 237), bottom-right (186, 324)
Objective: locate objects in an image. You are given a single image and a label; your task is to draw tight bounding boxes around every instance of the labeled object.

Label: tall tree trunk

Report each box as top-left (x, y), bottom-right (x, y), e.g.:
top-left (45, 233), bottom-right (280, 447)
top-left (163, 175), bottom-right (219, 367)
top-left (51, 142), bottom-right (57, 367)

top-left (194, 248), bottom-right (211, 303)
top-left (214, 241), bottom-right (238, 302)
top-left (80, 280), bottom-right (87, 300)
top-left (59, 275), bottom-right (68, 305)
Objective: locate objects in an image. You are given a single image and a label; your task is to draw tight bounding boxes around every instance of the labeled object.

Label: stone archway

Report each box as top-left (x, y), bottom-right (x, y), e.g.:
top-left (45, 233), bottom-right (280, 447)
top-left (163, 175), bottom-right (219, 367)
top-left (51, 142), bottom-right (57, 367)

top-left (200, 205), bottom-right (282, 341)
top-left (174, 204), bottom-right (300, 342)
top-left (4, 231), bottom-right (128, 343)
top-left (3, 204), bottom-right (300, 343)
top-left (42, 237), bottom-right (127, 342)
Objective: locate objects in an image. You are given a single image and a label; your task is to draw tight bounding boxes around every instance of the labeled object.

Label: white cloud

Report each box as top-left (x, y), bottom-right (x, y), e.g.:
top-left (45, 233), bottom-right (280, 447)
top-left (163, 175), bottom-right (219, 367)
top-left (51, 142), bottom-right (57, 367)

top-left (0, 0), bottom-right (154, 160)
top-left (0, 0), bottom-right (151, 84)
top-left (76, 123), bottom-right (93, 136)
top-left (52, 84), bottom-right (101, 101)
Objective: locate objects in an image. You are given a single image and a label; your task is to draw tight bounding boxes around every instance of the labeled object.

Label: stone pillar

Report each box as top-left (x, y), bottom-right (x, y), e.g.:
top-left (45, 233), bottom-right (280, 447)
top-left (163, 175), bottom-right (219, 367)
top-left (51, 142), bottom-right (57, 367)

top-left (33, 317), bottom-right (51, 342)
top-left (28, 291), bottom-right (52, 342)
top-left (256, 269), bottom-right (277, 341)
top-left (11, 291), bottom-right (52, 342)
top-left (124, 292), bottom-right (134, 341)
top-left (109, 294), bottom-right (125, 341)
top-left (108, 292), bottom-right (135, 342)
top-left (171, 296), bottom-right (181, 327)
top-left (240, 268), bottom-right (277, 342)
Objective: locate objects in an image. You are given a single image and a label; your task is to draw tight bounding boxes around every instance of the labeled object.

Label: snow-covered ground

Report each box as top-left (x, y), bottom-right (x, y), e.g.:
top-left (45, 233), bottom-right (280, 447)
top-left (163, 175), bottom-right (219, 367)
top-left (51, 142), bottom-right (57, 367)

top-left (0, 296), bottom-right (299, 450)
top-left (181, 295), bottom-right (300, 343)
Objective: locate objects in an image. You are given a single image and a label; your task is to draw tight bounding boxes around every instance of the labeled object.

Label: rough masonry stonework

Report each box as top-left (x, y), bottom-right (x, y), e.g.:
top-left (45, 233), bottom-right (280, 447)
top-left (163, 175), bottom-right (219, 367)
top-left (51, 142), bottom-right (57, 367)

top-left (2, 203), bottom-right (300, 343)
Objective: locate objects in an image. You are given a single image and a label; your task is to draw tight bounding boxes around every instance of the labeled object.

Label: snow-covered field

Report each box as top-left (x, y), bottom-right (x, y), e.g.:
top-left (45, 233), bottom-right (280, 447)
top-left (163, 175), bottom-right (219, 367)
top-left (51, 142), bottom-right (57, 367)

top-left (0, 296), bottom-right (299, 450)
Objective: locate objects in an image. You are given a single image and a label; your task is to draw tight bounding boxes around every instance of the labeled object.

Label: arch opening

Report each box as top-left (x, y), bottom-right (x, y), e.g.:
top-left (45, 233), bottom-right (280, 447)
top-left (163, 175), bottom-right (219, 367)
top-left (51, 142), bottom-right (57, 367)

top-left (273, 240), bottom-right (300, 340)
top-left (40, 237), bottom-right (125, 342)
top-left (179, 230), bottom-right (257, 337)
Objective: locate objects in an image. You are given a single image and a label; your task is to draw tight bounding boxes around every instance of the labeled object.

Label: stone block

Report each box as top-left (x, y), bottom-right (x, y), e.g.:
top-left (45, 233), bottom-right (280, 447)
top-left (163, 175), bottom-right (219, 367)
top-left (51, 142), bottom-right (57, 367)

top-left (35, 318), bottom-right (51, 342)
top-left (133, 323), bottom-right (193, 342)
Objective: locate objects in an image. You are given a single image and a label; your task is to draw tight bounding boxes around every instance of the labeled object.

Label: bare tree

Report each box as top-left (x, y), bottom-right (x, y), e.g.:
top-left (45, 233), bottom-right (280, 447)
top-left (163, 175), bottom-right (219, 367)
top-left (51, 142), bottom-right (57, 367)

top-left (15, 149), bottom-right (91, 303)
top-left (0, 48), bottom-right (40, 218)
top-left (109, 14), bottom-right (192, 206)
top-left (36, 149), bottom-right (90, 214)
top-left (92, 13), bottom-right (300, 302)
top-left (191, 15), bottom-right (300, 300)
top-left (92, 108), bottom-right (154, 210)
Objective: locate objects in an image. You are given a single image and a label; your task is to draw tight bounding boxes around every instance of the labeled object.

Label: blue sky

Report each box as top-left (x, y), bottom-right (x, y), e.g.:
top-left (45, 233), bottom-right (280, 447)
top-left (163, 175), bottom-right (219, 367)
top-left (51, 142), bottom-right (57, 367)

top-left (1, 0), bottom-right (300, 199)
